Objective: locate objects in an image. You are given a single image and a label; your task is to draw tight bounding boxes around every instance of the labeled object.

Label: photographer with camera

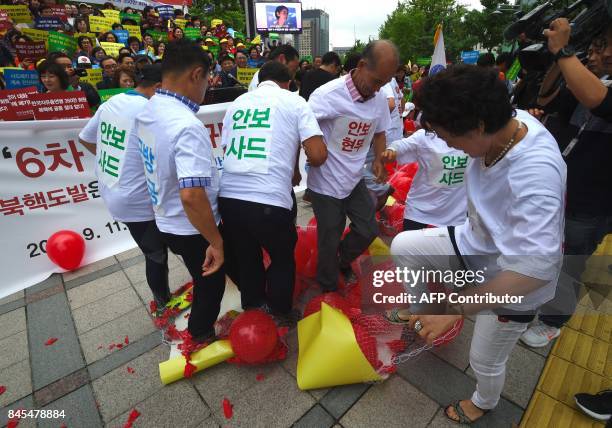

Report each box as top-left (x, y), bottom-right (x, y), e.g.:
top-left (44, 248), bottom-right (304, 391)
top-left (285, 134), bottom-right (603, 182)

top-left (521, 17), bottom-right (612, 348)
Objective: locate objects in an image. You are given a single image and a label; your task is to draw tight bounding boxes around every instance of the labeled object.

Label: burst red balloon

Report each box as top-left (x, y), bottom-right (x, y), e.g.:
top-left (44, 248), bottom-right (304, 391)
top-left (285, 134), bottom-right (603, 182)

top-left (46, 230), bottom-right (85, 271)
top-left (229, 310), bottom-right (278, 364)
top-left (303, 292), bottom-right (352, 318)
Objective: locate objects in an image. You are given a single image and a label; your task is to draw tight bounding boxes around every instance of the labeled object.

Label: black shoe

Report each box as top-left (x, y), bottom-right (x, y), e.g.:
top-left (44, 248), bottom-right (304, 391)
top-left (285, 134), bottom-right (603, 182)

top-left (575, 390), bottom-right (612, 421)
top-left (191, 330), bottom-right (216, 346)
top-left (340, 266), bottom-right (358, 285)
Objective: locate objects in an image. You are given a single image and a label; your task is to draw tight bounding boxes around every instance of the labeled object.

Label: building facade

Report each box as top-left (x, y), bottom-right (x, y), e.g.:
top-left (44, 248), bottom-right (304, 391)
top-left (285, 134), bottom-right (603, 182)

top-left (295, 8), bottom-right (329, 58)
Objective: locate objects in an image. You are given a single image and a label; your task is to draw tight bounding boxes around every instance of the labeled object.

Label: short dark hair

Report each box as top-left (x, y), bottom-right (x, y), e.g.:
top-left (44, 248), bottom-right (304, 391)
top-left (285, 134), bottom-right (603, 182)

top-left (37, 60), bottom-right (70, 90)
top-left (117, 53), bottom-right (133, 64)
top-left (269, 44), bottom-right (299, 62)
top-left (112, 23), bottom-right (123, 30)
top-left (100, 56), bottom-right (117, 68)
top-left (161, 39), bottom-right (210, 76)
top-left (77, 35), bottom-right (92, 49)
top-left (138, 64), bottom-right (162, 88)
top-left (259, 60), bottom-right (291, 83)
top-left (415, 64), bottom-right (515, 136)
top-left (477, 52), bottom-right (495, 68)
top-left (219, 55), bottom-right (234, 64)
top-left (127, 36), bottom-right (140, 46)
top-left (275, 5), bottom-right (288, 18)
top-left (495, 53), bottom-right (512, 68)
top-left (321, 51), bottom-right (341, 67)
top-left (343, 52), bottom-right (362, 72)
top-left (112, 65), bottom-right (137, 88)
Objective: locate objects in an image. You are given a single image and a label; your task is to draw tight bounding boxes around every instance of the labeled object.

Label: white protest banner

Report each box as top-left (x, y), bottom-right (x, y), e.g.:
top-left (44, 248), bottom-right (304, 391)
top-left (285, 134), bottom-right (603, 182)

top-left (0, 103), bottom-right (231, 297)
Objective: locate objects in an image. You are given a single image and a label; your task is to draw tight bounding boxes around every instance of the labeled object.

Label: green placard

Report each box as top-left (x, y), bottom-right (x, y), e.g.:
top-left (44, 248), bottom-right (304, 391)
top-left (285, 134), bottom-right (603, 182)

top-left (269, 33), bottom-right (279, 41)
top-left (146, 29), bottom-right (168, 43)
top-left (184, 27), bottom-right (200, 40)
top-left (48, 31), bottom-right (77, 56)
top-left (98, 87), bottom-right (129, 103)
top-left (120, 12), bottom-right (141, 24)
top-left (208, 45), bottom-right (220, 57)
top-left (302, 55), bottom-right (312, 63)
top-left (233, 31), bottom-right (245, 41)
top-left (416, 57), bottom-right (431, 66)
top-left (506, 58), bottom-right (521, 81)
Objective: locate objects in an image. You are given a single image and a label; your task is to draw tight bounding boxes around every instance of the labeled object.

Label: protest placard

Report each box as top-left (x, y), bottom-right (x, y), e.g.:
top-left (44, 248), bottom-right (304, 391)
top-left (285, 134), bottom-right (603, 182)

top-left (48, 6), bottom-right (67, 21)
top-left (174, 18), bottom-right (187, 28)
top-left (120, 12), bottom-right (141, 24)
top-left (233, 31), bottom-right (245, 41)
top-left (155, 5), bottom-right (174, 19)
top-left (15, 41), bottom-right (47, 62)
top-left (0, 10), bottom-right (11, 32)
top-left (123, 24), bottom-right (142, 41)
top-left (30, 91), bottom-right (91, 120)
top-left (236, 67), bottom-right (257, 85)
top-left (112, 29), bottom-right (129, 44)
top-left (48, 31), bottom-right (77, 57)
top-left (98, 88), bottom-right (129, 103)
top-left (211, 18), bottom-right (222, 28)
top-left (0, 86), bottom-right (37, 120)
top-left (101, 9), bottom-right (120, 23)
top-left (184, 27), bottom-right (200, 40)
top-left (0, 5), bottom-right (32, 24)
top-left (21, 28), bottom-right (49, 44)
top-left (80, 68), bottom-right (103, 86)
top-left (88, 15), bottom-right (114, 33)
top-left (3, 69), bottom-right (42, 91)
top-left (146, 30), bottom-right (168, 42)
top-left (35, 17), bottom-right (64, 31)
top-left (100, 42), bottom-right (125, 58)
top-left (460, 50), bottom-right (479, 65)
top-left (74, 32), bottom-right (97, 42)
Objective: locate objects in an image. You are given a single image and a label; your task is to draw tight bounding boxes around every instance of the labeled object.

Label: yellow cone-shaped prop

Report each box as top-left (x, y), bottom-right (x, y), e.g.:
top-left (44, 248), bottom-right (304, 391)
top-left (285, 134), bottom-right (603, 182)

top-left (368, 237), bottom-right (390, 256)
top-left (159, 339), bottom-right (234, 385)
top-left (297, 303), bottom-right (383, 390)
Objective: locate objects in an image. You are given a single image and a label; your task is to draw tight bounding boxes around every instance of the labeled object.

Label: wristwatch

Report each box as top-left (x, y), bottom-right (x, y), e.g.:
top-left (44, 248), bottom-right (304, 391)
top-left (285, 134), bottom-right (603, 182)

top-left (554, 45), bottom-right (575, 62)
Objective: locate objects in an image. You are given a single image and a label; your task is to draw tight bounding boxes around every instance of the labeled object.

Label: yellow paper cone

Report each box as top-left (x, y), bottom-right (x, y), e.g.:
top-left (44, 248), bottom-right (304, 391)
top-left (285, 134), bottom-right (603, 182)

top-left (297, 303), bottom-right (383, 390)
top-left (159, 339), bottom-right (234, 385)
top-left (368, 237), bottom-right (390, 256)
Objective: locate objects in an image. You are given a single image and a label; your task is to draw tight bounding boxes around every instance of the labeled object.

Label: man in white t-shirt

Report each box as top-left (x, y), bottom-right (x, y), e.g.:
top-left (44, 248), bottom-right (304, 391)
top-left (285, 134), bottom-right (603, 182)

top-left (219, 61), bottom-right (327, 315)
top-left (136, 40), bottom-right (224, 344)
top-left (78, 65), bottom-right (172, 308)
top-left (306, 40), bottom-right (399, 291)
top-left (382, 129), bottom-right (469, 229)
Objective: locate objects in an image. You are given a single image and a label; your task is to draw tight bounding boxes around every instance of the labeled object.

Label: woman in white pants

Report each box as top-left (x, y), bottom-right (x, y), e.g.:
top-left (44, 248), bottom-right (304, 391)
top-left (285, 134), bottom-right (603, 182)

top-left (387, 64), bottom-right (566, 424)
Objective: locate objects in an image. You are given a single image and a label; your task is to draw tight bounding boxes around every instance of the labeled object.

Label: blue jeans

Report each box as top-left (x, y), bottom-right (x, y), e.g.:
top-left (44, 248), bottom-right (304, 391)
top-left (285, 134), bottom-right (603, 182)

top-left (539, 212), bottom-right (612, 328)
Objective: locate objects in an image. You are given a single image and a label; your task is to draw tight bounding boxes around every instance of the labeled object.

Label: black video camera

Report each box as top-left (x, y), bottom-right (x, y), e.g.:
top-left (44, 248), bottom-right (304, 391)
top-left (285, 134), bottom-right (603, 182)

top-left (505, 0), bottom-right (612, 71)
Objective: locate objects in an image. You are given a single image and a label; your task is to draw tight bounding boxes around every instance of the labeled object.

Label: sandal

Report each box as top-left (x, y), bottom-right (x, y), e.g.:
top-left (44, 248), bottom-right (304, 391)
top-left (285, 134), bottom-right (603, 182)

top-left (383, 308), bottom-right (411, 325)
top-left (444, 401), bottom-right (490, 425)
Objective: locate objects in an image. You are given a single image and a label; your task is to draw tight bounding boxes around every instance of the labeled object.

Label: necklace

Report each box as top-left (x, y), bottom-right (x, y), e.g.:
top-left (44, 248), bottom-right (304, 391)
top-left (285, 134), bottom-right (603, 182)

top-left (483, 120), bottom-right (523, 169)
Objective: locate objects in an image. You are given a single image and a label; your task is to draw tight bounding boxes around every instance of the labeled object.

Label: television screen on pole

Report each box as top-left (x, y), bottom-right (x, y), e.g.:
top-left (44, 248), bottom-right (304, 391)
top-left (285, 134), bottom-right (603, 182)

top-left (255, 2), bottom-right (302, 34)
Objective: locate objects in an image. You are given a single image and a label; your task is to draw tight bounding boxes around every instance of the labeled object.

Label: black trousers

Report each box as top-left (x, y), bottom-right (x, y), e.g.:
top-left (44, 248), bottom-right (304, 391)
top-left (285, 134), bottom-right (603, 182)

top-left (219, 197), bottom-right (297, 314)
top-left (159, 231), bottom-right (226, 337)
top-left (403, 218), bottom-right (428, 231)
top-left (125, 220), bottom-right (170, 305)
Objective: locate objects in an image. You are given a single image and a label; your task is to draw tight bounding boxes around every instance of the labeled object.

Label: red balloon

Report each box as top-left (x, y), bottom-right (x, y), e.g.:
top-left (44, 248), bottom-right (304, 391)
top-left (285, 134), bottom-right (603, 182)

top-left (229, 310), bottom-right (278, 364)
top-left (303, 292), bottom-right (351, 318)
top-left (295, 227), bottom-right (311, 276)
top-left (388, 174), bottom-right (412, 203)
top-left (46, 230), bottom-right (85, 271)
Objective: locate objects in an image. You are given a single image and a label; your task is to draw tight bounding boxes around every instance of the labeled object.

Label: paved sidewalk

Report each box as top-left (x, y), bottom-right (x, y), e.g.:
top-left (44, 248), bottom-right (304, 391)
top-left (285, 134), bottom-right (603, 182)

top-left (0, 200), bottom-right (549, 427)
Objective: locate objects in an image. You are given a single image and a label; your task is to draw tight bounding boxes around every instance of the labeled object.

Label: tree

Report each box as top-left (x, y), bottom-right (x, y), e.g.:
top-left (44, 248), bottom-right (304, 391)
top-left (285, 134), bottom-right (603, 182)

top-left (462, 0), bottom-right (516, 52)
top-left (379, 0), bottom-right (476, 63)
top-left (191, 0), bottom-right (246, 32)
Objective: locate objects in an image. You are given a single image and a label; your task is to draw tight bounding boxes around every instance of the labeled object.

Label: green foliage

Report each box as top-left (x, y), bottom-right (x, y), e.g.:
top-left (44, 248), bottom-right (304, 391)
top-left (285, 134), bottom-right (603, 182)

top-left (191, 0), bottom-right (246, 32)
top-left (379, 0), bottom-right (518, 62)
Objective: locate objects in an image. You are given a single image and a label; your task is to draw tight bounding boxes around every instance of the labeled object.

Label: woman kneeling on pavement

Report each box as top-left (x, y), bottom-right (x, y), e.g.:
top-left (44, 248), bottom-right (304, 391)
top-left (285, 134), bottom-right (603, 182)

top-left (386, 64), bottom-right (566, 425)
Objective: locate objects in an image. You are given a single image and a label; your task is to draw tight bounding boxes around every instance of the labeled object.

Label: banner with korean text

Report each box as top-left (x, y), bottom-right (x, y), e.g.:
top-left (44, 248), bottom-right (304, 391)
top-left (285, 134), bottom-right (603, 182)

top-left (0, 103), bottom-right (230, 297)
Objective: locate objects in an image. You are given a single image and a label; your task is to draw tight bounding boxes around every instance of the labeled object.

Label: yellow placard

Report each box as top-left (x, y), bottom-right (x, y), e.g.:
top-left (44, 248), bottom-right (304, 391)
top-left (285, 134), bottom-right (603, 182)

top-left (100, 42), bottom-right (125, 58)
top-left (211, 18), bottom-right (223, 28)
top-left (88, 15), bottom-right (114, 33)
top-left (297, 303), bottom-right (383, 390)
top-left (123, 24), bottom-right (141, 41)
top-left (174, 18), bottom-right (187, 28)
top-left (101, 9), bottom-right (120, 23)
top-left (158, 340), bottom-right (234, 385)
top-left (21, 28), bottom-right (49, 44)
top-left (236, 67), bottom-right (257, 85)
top-left (80, 68), bottom-right (103, 86)
top-left (0, 5), bottom-right (32, 24)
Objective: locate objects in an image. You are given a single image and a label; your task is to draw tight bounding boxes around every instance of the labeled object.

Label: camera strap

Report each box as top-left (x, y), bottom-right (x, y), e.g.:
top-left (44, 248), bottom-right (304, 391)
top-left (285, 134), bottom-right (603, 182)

top-left (562, 117), bottom-right (590, 158)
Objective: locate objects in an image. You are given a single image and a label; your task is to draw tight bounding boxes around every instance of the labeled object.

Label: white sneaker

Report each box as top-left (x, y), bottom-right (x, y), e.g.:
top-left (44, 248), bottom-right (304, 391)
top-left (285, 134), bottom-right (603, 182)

top-left (520, 321), bottom-right (561, 348)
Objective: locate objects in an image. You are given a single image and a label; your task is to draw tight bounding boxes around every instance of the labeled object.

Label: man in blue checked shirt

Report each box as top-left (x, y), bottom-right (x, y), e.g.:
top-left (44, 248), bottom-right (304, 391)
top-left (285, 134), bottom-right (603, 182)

top-left (136, 39), bottom-right (224, 344)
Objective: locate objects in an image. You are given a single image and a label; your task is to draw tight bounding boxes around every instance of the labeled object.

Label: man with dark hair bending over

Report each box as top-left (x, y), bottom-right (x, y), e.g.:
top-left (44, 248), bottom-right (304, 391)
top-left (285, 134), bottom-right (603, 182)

top-left (136, 39), bottom-right (225, 344)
